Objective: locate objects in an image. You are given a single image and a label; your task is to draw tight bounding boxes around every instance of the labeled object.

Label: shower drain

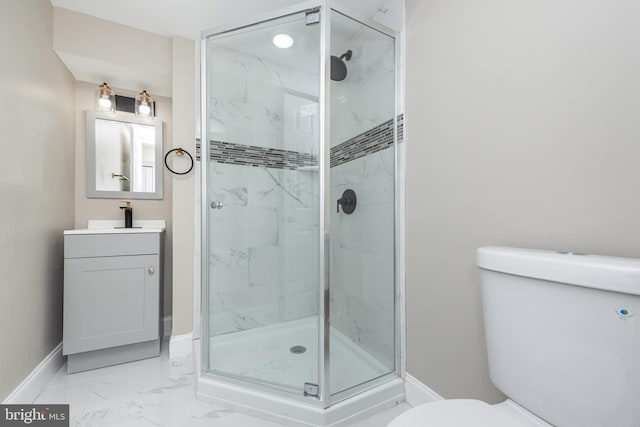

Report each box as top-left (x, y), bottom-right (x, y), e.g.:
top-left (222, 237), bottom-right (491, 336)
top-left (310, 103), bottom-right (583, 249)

top-left (290, 345), bottom-right (307, 354)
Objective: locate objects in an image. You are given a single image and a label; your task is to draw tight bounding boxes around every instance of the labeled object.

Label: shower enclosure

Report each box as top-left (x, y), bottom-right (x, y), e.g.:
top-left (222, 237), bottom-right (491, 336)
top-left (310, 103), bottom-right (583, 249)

top-left (199, 1), bottom-right (401, 424)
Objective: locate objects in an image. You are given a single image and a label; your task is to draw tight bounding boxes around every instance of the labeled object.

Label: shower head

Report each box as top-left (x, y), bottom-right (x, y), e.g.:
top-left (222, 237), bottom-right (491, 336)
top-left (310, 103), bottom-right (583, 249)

top-left (331, 50), bottom-right (352, 82)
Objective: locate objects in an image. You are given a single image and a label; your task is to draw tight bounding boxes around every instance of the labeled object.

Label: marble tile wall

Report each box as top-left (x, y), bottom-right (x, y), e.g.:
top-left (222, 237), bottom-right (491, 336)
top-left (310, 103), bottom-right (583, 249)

top-left (207, 44), bottom-right (319, 154)
top-left (330, 15), bottom-right (396, 148)
top-left (208, 162), bottom-right (319, 336)
top-left (205, 44), bottom-right (321, 336)
top-left (329, 14), bottom-right (397, 369)
top-left (330, 146), bottom-right (396, 370)
top-left (205, 26), bottom-right (397, 370)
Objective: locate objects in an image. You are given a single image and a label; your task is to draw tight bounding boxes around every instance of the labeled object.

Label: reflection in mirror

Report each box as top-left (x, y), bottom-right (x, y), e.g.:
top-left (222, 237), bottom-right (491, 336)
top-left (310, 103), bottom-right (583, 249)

top-left (87, 111), bottom-right (163, 199)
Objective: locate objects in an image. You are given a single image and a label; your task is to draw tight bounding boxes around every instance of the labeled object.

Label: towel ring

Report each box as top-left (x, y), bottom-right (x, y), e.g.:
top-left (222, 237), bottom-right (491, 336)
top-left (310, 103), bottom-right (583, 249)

top-left (164, 147), bottom-right (194, 175)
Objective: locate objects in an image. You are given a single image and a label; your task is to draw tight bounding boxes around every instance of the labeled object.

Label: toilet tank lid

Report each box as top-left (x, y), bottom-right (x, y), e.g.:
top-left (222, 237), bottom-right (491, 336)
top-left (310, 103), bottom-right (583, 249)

top-left (476, 246), bottom-right (640, 296)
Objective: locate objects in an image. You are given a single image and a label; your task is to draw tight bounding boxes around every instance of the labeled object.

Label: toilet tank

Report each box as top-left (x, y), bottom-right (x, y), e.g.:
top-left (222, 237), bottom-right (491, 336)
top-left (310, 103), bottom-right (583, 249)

top-left (477, 247), bottom-right (640, 427)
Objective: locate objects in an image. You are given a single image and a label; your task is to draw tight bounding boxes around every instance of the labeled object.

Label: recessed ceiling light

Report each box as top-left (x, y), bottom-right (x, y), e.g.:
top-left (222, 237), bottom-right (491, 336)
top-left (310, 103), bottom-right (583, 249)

top-left (272, 33), bottom-right (294, 49)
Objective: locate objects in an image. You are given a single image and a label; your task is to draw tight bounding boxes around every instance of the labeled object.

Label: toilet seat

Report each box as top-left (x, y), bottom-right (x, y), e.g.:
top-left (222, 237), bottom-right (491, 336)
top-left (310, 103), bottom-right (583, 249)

top-left (388, 400), bottom-right (534, 427)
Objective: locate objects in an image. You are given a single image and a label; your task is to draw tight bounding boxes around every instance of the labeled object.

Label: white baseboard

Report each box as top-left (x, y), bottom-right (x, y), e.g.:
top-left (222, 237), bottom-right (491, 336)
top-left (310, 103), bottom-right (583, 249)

top-left (163, 316), bottom-right (172, 338)
top-left (3, 343), bottom-right (65, 404)
top-left (169, 333), bottom-right (193, 359)
top-left (404, 373), bottom-right (443, 407)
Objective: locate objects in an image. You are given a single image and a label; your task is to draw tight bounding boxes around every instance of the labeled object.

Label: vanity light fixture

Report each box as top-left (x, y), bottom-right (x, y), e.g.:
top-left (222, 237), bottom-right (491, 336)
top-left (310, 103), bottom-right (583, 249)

top-left (135, 90), bottom-right (155, 119)
top-left (272, 33), bottom-right (294, 49)
top-left (95, 82), bottom-right (116, 113)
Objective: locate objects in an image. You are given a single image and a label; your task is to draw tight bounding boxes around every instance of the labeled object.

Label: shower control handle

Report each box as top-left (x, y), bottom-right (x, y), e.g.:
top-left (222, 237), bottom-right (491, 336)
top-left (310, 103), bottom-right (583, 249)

top-left (210, 201), bottom-right (223, 209)
top-left (336, 189), bottom-right (357, 214)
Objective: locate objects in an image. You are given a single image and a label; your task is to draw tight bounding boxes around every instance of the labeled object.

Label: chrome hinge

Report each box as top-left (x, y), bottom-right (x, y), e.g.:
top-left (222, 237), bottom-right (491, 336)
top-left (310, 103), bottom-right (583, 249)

top-left (303, 382), bottom-right (319, 398)
top-left (305, 8), bottom-right (320, 25)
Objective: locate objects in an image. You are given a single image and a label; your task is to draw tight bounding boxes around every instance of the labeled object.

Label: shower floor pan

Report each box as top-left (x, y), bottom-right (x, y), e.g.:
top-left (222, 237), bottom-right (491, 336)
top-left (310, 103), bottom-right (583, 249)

top-left (209, 316), bottom-right (390, 394)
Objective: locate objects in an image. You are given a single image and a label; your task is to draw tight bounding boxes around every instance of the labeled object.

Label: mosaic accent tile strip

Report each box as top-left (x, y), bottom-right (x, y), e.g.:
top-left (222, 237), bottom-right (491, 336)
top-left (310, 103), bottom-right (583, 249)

top-left (207, 140), bottom-right (317, 170)
top-left (195, 113), bottom-right (404, 169)
top-left (195, 140), bottom-right (315, 168)
top-left (330, 114), bottom-right (404, 168)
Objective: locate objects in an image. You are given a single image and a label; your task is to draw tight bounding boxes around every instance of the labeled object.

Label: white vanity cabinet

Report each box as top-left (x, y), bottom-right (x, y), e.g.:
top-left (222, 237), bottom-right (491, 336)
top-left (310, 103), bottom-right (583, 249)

top-left (63, 226), bottom-right (164, 373)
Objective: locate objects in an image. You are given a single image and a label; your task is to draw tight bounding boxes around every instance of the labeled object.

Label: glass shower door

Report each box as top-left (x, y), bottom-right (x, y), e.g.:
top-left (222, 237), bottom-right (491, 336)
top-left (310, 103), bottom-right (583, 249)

top-left (204, 11), bottom-right (321, 393)
top-left (328, 8), bottom-right (397, 397)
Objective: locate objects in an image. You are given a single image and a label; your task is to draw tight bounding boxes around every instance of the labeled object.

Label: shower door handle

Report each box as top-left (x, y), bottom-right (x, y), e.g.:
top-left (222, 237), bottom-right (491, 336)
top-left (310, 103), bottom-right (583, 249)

top-left (210, 201), bottom-right (223, 209)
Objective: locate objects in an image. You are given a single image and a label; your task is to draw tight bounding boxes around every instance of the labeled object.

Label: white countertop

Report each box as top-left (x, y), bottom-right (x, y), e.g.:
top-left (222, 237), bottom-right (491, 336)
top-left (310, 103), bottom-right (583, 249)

top-left (64, 220), bottom-right (166, 235)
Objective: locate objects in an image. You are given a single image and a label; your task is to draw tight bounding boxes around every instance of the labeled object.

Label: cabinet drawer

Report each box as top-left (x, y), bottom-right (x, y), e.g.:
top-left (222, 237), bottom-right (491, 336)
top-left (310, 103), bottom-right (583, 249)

top-left (65, 233), bottom-right (160, 258)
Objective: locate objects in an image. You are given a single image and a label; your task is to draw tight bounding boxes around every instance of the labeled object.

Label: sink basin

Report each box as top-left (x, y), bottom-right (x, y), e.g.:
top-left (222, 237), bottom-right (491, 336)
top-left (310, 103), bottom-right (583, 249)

top-left (64, 220), bottom-right (166, 235)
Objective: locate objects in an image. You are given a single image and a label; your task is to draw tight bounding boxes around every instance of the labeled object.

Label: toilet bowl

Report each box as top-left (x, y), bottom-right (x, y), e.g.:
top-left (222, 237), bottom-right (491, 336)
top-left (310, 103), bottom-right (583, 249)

top-left (388, 399), bottom-right (551, 427)
top-left (389, 247), bottom-right (640, 427)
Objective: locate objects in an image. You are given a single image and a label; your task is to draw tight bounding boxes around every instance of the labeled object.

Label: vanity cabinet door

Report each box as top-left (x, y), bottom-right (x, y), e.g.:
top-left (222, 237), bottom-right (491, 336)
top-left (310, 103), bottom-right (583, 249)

top-left (63, 254), bottom-right (160, 355)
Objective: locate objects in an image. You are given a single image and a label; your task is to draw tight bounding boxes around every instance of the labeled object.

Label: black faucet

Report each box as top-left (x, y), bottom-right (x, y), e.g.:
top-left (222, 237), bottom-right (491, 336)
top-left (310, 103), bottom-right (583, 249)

top-left (119, 201), bottom-right (133, 228)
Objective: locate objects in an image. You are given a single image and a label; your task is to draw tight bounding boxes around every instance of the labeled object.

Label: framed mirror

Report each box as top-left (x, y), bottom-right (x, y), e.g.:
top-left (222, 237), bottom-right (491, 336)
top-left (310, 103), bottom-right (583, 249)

top-left (86, 110), bottom-right (163, 199)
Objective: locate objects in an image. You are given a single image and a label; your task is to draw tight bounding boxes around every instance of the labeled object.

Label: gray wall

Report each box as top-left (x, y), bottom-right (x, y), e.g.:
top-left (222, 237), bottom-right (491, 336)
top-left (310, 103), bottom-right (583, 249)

top-left (405, 0), bottom-right (640, 402)
top-left (0, 0), bottom-right (76, 401)
top-left (171, 36), bottom-right (196, 336)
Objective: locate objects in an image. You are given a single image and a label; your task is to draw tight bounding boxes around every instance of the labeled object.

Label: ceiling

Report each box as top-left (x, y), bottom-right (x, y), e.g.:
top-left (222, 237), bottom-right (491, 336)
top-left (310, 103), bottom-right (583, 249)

top-left (49, 0), bottom-right (402, 97)
top-left (49, 0), bottom-right (401, 40)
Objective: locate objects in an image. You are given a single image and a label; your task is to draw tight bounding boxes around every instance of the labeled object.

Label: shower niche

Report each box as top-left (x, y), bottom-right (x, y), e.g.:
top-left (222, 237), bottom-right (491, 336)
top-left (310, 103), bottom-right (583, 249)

top-left (198, 2), bottom-right (401, 425)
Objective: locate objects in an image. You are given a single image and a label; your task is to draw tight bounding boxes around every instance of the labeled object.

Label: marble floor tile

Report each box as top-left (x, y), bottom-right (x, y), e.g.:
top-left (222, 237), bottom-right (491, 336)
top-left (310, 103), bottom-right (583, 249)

top-left (35, 343), bottom-right (409, 427)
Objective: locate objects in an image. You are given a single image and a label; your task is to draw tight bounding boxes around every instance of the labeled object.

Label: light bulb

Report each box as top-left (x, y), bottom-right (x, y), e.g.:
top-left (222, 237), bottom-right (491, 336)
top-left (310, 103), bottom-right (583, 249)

top-left (273, 34), bottom-right (294, 49)
top-left (98, 96), bottom-right (112, 110)
top-left (95, 82), bottom-right (115, 113)
top-left (138, 103), bottom-right (151, 116)
top-left (135, 90), bottom-right (154, 119)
